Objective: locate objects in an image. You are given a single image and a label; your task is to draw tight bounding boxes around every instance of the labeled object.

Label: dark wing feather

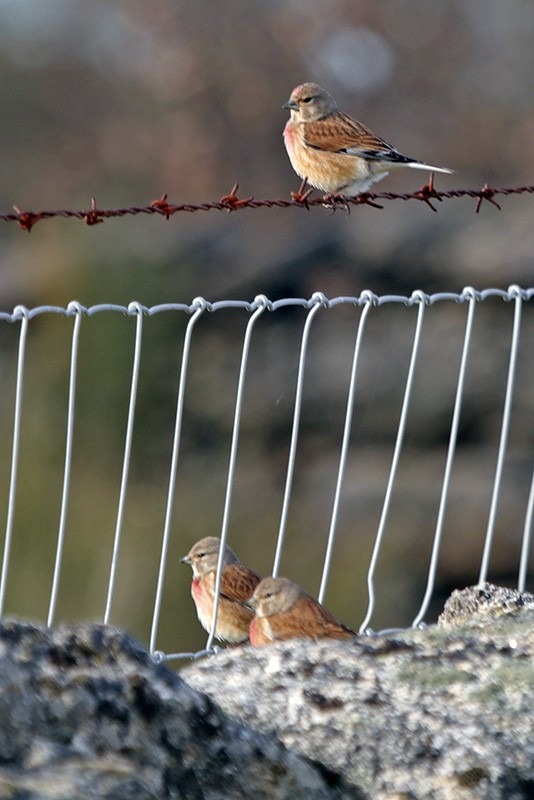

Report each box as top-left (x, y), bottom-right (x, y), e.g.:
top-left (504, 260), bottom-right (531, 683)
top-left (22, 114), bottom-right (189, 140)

top-left (304, 112), bottom-right (413, 162)
top-left (287, 595), bottom-right (356, 639)
top-left (220, 564), bottom-right (261, 604)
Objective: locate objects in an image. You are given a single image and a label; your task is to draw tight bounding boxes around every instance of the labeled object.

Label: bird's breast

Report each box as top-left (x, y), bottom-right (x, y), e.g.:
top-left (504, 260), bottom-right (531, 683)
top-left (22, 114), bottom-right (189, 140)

top-left (191, 576), bottom-right (202, 599)
top-left (249, 617), bottom-right (260, 646)
top-left (249, 616), bottom-right (273, 645)
top-left (283, 120), bottom-right (298, 152)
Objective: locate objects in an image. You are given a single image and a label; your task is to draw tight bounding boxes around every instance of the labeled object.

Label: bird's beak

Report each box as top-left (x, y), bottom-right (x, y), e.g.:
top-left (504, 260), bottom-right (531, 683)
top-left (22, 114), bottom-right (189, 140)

top-left (180, 554), bottom-right (192, 565)
top-left (244, 596), bottom-right (258, 611)
top-left (283, 99), bottom-right (298, 111)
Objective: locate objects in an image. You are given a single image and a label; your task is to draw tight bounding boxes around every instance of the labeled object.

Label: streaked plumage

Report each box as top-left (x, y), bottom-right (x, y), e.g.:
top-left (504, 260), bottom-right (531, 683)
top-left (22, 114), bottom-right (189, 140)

top-left (180, 536), bottom-right (261, 643)
top-left (283, 82), bottom-right (452, 195)
top-left (248, 576), bottom-right (356, 646)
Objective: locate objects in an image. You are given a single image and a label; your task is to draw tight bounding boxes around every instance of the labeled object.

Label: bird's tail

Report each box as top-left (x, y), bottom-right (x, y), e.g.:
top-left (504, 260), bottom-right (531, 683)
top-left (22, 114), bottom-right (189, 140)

top-left (406, 162), bottom-right (453, 174)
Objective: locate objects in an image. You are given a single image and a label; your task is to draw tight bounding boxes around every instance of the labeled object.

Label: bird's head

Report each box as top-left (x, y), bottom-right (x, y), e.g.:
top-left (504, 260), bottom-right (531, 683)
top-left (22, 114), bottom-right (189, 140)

top-left (283, 82), bottom-right (338, 122)
top-left (180, 536), bottom-right (238, 578)
top-left (248, 576), bottom-right (303, 617)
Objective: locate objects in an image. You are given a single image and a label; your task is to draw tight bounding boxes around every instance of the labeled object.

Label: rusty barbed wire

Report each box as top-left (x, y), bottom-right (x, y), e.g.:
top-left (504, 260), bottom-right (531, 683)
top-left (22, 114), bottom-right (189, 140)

top-left (3, 181), bottom-right (534, 232)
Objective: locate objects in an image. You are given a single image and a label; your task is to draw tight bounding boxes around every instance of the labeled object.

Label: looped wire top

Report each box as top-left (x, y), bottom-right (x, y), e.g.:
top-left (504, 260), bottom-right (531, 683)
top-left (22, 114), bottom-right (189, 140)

top-left (66, 300), bottom-right (86, 317)
top-left (309, 291), bottom-right (329, 309)
top-left (11, 305), bottom-right (31, 322)
top-left (408, 290), bottom-right (430, 306)
top-left (190, 296), bottom-right (212, 313)
top-left (127, 301), bottom-right (146, 317)
top-left (358, 290), bottom-right (379, 306)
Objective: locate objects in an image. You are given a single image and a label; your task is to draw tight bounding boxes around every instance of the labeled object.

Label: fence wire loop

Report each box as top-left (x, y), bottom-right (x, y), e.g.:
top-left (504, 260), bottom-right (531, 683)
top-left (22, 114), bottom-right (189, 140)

top-left (47, 304), bottom-right (83, 627)
top-left (191, 296), bottom-right (212, 313)
top-left (127, 300), bottom-right (145, 317)
top-left (11, 305), bottom-right (30, 322)
top-left (252, 293), bottom-right (272, 312)
top-left (206, 298), bottom-right (268, 651)
top-left (149, 301), bottom-right (207, 654)
top-left (358, 290), bottom-right (379, 307)
top-left (359, 296), bottom-right (427, 634)
top-left (461, 286), bottom-right (478, 302)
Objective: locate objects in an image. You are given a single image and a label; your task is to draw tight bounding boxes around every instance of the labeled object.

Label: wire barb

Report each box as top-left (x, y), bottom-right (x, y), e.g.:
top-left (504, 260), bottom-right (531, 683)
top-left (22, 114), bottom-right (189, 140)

top-left (219, 183), bottom-right (254, 210)
top-left (12, 205), bottom-right (37, 232)
top-left (150, 194), bottom-right (172, 220)
top-left (415, 173), bottom-right (443, 213)
top-left (475, 183), bottom-right (502, 214)
top-left (84, 197), bottom-right (104, 226)
top-left (290, 179), bottom-right (313, 208)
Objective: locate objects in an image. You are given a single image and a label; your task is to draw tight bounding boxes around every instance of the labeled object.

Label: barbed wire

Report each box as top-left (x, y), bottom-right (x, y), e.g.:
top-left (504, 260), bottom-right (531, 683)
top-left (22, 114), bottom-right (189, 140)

top-left (2, 182), bottom-right (534, 231)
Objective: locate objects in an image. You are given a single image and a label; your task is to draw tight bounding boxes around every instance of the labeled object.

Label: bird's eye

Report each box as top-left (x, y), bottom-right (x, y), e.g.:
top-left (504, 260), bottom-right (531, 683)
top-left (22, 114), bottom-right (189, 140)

top-left (301, 97), bottom-right (312, 103)
top-left (197, 552), bottom-right (206, 558)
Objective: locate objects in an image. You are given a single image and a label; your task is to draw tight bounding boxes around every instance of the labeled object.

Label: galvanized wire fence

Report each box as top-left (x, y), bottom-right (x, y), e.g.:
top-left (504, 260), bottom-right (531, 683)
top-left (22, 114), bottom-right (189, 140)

top-left (0, 286), bottom-right (533, 662)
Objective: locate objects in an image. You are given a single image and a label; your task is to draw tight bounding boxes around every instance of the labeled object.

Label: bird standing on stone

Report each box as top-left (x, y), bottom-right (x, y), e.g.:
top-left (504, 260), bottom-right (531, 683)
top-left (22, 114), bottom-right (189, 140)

top-left (180, 536), bottom-right (261, 643)
top-left (247, 576), bottom-right (356, 646)
top-left (283, 82), bottom-right (452, 197)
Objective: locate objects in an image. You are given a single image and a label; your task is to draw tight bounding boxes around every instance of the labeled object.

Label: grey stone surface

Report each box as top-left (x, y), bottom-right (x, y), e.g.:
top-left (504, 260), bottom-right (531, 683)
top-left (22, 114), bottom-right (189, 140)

top-left (1, 584), bottom-right (532, 799)
top-left (183, 583), bottom-right (534, 800)
top-left (438, 582), bottom-right (534, 627)
top-left (0, 619), bottom-right (349, 799)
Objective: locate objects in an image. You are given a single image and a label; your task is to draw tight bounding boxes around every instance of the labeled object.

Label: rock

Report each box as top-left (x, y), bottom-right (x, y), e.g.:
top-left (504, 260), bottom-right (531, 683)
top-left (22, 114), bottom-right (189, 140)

top-left (0, 619), bottom-right (349, 799)
top-left (437, 582), bottom-right (534, 627)
top-left (1, 585), bottom-right (533, 799)
top-left (183, 583), bottom-right (534, 800)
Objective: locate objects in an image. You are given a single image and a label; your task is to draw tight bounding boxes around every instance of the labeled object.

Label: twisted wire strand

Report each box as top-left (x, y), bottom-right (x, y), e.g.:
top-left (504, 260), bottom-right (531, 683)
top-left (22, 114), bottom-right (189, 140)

top-left (3, 183), bottom-right (534, 230)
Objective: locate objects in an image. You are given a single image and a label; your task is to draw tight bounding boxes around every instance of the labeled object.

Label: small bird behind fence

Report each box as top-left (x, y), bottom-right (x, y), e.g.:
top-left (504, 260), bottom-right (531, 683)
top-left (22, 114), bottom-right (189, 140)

top-left (180, 536), bottom-right (261, 644)
top-left (248, 576), bottom-right (356, 646)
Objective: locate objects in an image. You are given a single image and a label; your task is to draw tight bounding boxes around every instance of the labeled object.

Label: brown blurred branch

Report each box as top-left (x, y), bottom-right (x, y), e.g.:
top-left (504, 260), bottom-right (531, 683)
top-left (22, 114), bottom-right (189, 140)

top-left (4, 182), bottom-right (534, 232)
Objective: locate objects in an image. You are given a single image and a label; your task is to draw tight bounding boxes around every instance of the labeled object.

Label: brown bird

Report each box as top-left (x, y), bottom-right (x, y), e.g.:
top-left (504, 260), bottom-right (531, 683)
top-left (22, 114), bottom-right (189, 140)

top-left (283, 82), bottom-right (452, 196)
top-left (180, 536), bottom-right (261, 643)
top-left (247, 576), bottom-right (356, 646)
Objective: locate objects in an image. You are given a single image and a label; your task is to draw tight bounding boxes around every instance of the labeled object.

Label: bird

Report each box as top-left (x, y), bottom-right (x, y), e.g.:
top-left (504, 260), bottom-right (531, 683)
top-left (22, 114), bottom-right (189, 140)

top-left (283, 82), bottom-right (452, 197)
top-left (180, 536), bottom-right (261, 644)
top-left (247, 576), bottom-right (356, 646)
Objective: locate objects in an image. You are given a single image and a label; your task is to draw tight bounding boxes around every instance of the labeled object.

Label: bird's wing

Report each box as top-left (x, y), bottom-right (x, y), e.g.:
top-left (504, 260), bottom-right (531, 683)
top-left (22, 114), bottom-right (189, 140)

top-left (219, 564), bottom-right (261, 604)
top-left (282, 595), bottom-right (356, 640)
top-left (304, 113), bottom-right (412, 162)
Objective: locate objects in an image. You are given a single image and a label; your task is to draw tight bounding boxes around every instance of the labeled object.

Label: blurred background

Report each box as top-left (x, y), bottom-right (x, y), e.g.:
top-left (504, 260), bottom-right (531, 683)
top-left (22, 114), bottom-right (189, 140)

top-left (0, 0), bottom-right (533, 659)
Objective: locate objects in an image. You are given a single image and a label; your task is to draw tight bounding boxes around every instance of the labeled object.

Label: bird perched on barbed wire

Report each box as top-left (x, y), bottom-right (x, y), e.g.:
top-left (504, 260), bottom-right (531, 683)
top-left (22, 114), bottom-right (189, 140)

top-left (180, 536), bottom-right (261, 644)
top-left (247, 576), bottom-right (356, 645)
top-left (283, 82), bottom-right (452, 198)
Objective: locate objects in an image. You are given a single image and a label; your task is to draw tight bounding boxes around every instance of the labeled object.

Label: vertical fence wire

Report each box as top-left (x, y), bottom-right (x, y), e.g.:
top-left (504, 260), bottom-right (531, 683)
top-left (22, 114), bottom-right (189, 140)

top-left (0, 308), bottom-right (29, 617)
top-left (411, 288), bottom-right (477, 627)
top-left (478, 286), bottom-right (523, 586)
top-left (205, 296), bottom-right (269, 652)
top-left (47, 302), bottom-right (83, 627)
top-left (518, 464), bottom-right (534, 593)
top-left (359, 293), bottom-right (427, 634)
top-left (103, 303), bottom-right (144, 624)
top-left (149, 301), bottom-right (207, 655)
top-left (272, 293), bottom-right (327, 578)
top-left (318, 295), bottom-right (373, 605)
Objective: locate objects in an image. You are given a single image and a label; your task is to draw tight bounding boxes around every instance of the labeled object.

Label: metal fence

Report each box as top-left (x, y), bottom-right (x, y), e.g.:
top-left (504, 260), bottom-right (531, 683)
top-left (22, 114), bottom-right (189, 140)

top-left (0, 286), bottom-right (532, 662)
